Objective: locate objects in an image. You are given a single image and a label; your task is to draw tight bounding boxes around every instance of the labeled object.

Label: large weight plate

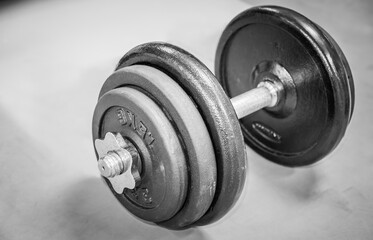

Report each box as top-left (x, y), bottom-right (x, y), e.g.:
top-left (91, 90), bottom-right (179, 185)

top-left (216, 6), bottom-right (355, 166)
top-left (116, 43), bottom-right (247, 226)
top-left (99, 65), bottom-right (217, 229)
top-left (92, 87), bottom-right (187, 223)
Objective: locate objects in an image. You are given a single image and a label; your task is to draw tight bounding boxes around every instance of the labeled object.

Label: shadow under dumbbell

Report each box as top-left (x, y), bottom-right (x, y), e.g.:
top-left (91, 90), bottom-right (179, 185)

top-left (246, 146), bottom-right (321, 201)
top-left (0, 0), bottom-right (26, 10)
top-left (59, 177), bottom-right (210, 240)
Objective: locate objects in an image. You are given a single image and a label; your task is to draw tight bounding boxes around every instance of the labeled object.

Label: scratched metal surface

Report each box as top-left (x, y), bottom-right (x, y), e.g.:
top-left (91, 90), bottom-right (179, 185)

top-left (0, 0), bottom-right (372, 239)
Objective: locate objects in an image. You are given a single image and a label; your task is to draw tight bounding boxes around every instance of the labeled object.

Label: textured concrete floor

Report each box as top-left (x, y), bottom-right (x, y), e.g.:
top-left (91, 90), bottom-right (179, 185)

top-left (0, 0), bottom-right (372, 239)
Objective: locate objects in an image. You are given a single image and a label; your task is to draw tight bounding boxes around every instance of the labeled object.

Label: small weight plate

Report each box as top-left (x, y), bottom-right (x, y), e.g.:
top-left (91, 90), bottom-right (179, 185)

top-left (99, 65), bottom-right (217, 229)
top-left (216, 6), bottom-right (355, 166)
top-left (116, 43), bottom-right (247, 226)
top-left (92, 87), bottom-right (187, 223)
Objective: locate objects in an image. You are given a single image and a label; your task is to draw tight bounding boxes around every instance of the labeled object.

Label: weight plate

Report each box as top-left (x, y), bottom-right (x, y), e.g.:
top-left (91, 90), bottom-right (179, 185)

top-left (216, 6), bottom-right (355, 166)
top-left (116, 43), bottom-right (247, 226)
top-left (92, 87), bottom-right (187, 223)
top-left (99, 65), bottom-right (217, 229)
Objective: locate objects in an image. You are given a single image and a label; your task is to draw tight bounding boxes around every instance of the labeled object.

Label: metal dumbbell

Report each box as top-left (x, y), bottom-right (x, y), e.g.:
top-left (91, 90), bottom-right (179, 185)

top-left (92, 6), bottom-right (354, 229)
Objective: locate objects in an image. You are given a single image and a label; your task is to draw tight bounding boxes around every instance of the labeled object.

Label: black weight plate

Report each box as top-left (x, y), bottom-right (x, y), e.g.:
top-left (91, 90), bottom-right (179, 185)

top-left (99, 65), bottom-right (217, 229)
top-left (216, 6), bottom-right (354, 166)
top-left (92, 87), bottom-right (188, 223)
top-left (116, 43), bottom-right (247, 226)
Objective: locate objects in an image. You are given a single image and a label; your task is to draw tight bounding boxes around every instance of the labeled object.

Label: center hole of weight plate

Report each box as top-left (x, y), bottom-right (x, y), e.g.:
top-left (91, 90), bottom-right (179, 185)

top-left (251, 60), bottom-right (297, 118)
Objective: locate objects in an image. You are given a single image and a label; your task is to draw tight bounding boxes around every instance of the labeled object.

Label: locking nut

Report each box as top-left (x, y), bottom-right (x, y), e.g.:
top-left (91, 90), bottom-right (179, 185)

top-left (95, 132), bottom-right (141, 193)
top-left (97, 149), bottom-right (132, 178)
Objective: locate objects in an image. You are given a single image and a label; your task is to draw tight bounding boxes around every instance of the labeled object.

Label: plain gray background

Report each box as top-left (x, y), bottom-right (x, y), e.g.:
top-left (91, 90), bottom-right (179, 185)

top-left (0, 0), bottom-right (372, 239)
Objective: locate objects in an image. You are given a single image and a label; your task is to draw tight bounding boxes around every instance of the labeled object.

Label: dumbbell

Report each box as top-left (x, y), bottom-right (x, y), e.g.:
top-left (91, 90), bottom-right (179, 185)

top-left (92, 6), bottom-right (354, 229)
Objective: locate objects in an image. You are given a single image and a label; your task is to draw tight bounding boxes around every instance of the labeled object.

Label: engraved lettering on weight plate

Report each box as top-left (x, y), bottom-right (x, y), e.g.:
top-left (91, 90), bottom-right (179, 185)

top-left (141, 187), bottom-right (153, 204)
top-left (252, 122), bottom-right (281, 143)
top-left (126, 110), bottom-right (136, 130)
top-left (117, 108), bottom-right (155, 145)
top-left (117, 109), bottom-right (127, 125)
top-left (129, 187), bottom-right (153, 205)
